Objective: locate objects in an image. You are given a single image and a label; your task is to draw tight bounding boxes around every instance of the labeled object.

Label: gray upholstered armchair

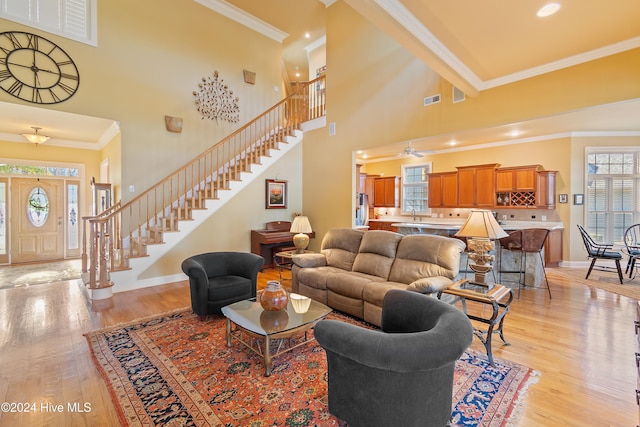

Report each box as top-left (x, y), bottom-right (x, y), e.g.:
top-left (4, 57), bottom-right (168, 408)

top-left (181, 252), bottom-right (264, 316)
top-left (314, 289), bottom-right (473, 427)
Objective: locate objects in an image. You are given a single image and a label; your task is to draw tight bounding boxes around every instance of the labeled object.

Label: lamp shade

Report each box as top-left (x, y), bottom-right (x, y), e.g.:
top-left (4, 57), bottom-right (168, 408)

top-left (21, 127), bottom-right (50, 145)
top-left (290, 216), bottom-right (312, 234)
top-left (455, 209), bottom-right (508, 239)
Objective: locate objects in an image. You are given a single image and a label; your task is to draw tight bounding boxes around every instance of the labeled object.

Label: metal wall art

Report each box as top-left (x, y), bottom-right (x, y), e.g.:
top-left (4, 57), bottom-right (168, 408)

top-left (193, 70), bottom-right (240, 123)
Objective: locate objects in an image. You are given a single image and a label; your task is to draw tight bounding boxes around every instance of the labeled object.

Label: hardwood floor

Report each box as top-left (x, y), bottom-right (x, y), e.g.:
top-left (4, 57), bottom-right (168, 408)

top-left (0, 268), bottom-right (636, 426)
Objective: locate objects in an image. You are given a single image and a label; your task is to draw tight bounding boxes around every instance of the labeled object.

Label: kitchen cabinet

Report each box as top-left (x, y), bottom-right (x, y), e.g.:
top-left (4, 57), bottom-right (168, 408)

top-left (495, 166), bottom-right (537, 192)
top-left (536, 171), bottom-right (556, 208)
top-left (368, 221), bottom-right (397, 232)
top-left (495, 165), bottom-right (556, 209)
top-left (457, 164), bottom-right (498, 207)
top-left (428, 172), bottom-right (457, 207)
top-left (544, 228), bottom-right (563, 267)
top-left (373, 176), bottom-right (399, 207)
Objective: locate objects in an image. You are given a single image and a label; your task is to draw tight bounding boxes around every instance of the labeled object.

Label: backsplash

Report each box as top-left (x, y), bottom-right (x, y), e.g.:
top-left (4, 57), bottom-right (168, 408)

top-left (372, 207), bottom-right (561, 223)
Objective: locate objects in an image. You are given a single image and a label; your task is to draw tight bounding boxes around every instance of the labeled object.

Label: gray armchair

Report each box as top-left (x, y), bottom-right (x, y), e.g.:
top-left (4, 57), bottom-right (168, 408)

top-left (314, 289), bottom-right (473, 427)
top-left (181, 252), bottom-right (264, 316)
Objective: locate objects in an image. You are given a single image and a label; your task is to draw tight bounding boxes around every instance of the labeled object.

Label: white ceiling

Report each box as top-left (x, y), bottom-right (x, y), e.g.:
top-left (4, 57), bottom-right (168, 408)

top-left (2, 0), bottom-right (639, 155)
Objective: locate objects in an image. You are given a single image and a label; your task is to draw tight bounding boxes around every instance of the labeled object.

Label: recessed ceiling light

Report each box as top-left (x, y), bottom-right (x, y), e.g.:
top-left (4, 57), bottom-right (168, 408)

top-left (537, 3), bottom-right (561, 17)
top-left (449, 141), bottom-right (457, 146)
top-left (304, 32), bottom-right (311, 39)
top-left (295, 72), bottom-right (300, 77)
top-left (510, 130), bottom-right (522, 137)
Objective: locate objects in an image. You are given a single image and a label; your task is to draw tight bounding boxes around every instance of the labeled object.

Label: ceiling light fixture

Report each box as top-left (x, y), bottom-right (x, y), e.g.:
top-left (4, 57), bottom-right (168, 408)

top-left (21, 127), bottom-right (51, 145)
top-left (537, 3), bottom-right (561, 17)
top-left (304, 32), bottom-right (311, 39)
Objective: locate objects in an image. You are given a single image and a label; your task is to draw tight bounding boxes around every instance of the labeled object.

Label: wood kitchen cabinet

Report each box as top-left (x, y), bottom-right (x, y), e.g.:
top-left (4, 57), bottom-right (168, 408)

top-left (536, 171), bottom-right (556, 209)
top-left (495, 165), bottom-right (556, 209)
top-left (428, 172), bottom-right (457, 207)
top-left (495, 166), bottom-right (537, 192)
top-left (544, 228), bottom-right (563, 267)
top-left (457, 164), bottom-right (498, 207)
top-left (368, 221), bottom-right (397, 232)
top-left (373, 176), bottom-right (399, 207)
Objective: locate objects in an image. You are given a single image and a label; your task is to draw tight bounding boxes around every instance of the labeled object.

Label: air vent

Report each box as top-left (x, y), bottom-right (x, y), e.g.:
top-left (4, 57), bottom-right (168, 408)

top-left (423, 94), bottom-right (441, 106)
top-left (452, 86), bottom-right (466, 103)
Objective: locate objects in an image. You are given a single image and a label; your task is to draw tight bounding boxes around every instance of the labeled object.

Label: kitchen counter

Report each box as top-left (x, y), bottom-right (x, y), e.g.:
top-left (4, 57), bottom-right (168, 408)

top-left (390, 220), bottom-right (564, 231)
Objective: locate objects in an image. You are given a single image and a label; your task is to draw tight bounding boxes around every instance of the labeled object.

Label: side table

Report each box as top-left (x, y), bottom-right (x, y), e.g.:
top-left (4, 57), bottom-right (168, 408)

top-left (438, 279), bottom-right (514, 366)
top-left (274, 250), bottom-right (313, 287)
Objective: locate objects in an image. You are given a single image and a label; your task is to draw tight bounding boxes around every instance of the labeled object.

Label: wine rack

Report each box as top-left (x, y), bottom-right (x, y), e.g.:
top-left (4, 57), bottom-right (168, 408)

top-left (496, 191), bottom-right (536, 207)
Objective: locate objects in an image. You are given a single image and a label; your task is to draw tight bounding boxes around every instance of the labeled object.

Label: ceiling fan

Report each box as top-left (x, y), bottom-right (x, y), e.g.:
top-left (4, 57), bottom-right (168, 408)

top-left (400, 142), bottom-right (431, 158)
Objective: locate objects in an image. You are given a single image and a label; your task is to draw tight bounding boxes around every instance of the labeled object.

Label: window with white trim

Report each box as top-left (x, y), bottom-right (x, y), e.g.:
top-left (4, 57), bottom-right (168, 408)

top-left (1, 0), bottom-right (97, 46)
top-left (585, 148), bottom-right (640, 244)
top-left (401, 162), bottom-right (432, 215)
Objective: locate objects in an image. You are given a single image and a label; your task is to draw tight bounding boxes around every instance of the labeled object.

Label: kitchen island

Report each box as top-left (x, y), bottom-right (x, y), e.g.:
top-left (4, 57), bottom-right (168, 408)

top-left (391, 219), bottom-right (564, 290)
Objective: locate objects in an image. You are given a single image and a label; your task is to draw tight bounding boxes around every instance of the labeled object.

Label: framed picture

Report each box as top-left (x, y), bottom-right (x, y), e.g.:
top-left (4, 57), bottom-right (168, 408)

top-left (573, 194), bottom-right (584, 205)
top-left (266, 179), bottom-right (287, 209)
top-left (559, 194), bottom-right (568, 203)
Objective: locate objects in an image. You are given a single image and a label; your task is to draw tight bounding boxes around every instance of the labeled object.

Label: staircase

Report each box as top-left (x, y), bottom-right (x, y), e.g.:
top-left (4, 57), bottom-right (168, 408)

top-left (81, 77), bottom-right (326, 299)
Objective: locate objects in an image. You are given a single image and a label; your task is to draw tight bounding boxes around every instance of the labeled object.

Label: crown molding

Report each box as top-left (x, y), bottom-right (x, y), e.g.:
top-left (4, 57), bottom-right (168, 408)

top-left (481, 36), bottom-right (640, 90)
top-left (374, 0), bottom-right (640, 93)
top-left (305, 35), bottom-right (326, 53)
top-left (374, 0), bottom-right (483, 90)
top-left (194, 0), bottom-right (289, 43)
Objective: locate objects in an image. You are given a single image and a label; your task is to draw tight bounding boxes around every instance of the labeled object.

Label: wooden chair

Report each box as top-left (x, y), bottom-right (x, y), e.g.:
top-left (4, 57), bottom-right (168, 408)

top-left (623, 224), bottom-right (640, 278)
top-left (577, 225), bottom-right (624, 284)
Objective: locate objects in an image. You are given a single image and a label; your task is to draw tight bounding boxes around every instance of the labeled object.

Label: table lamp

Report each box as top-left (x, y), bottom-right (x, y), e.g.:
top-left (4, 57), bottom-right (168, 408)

top-left (455, 209), bottom-right (508, 287)
top-left (290, 216), bottom-right (312, 253)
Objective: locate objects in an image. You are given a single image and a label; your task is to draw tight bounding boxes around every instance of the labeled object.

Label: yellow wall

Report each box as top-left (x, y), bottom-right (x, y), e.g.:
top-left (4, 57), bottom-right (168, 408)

top-left (299, 2), bottom-right (640, 260)
top-left (0, 0), bottom-right (284, 200)
top-left (0, 0), bottom-right (290, 274)
top-left (143, 144), bottom-right (304, 279)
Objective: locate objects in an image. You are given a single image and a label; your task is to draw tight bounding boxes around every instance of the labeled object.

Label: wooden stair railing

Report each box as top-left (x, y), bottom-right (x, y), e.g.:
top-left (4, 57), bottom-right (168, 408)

top-left (81, 76), bottom-right (325, 289)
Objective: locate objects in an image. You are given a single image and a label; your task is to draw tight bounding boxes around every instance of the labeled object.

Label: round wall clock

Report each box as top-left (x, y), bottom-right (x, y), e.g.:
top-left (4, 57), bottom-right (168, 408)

top-left (0, 31), bottom-right (80, 104)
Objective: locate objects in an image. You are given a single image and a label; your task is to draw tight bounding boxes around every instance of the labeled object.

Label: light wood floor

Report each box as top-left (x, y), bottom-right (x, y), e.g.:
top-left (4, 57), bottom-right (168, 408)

top-left (0, 268), bottom-right (637, 426)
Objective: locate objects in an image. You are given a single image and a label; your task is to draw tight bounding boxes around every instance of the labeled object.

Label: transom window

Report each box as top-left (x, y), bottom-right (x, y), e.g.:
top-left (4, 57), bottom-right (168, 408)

top-left (585, 149), bottom-right (640, 244)
top-left (0, 0), bottom-right (97, 46)
top-left (401, 162), bottom-right (432, 215)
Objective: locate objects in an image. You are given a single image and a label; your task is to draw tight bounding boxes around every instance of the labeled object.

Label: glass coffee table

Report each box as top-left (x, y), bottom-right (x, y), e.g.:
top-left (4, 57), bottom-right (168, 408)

top-left (221, 295), bottom-right (332, 376)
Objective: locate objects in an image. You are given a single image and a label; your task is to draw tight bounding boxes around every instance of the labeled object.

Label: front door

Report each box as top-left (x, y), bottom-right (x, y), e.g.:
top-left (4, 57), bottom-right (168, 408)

top-left (11, 178), bottom-right (65, 263)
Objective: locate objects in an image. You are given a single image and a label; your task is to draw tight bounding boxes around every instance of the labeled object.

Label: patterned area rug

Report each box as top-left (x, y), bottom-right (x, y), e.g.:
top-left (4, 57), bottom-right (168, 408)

top-left (85, 309), bottom-right (538, 427)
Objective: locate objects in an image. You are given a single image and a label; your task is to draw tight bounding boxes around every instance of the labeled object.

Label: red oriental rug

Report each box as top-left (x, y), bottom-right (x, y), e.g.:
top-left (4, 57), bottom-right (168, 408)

top-left (85, 309), bottom-right (538, 427)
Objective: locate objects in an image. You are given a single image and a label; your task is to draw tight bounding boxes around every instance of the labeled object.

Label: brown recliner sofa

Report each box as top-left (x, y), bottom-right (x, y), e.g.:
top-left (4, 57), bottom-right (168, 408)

top-left (291, 228), bottom-right (465, 326)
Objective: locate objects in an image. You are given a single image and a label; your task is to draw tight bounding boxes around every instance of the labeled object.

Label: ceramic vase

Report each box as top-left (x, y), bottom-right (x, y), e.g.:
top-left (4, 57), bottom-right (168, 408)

top-left (260, 281), bottom-right (288, 311)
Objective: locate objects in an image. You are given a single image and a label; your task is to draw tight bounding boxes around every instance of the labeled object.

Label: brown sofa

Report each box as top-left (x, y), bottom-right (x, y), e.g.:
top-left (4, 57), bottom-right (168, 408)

top-left (291, 228), bottom-right (465, 326)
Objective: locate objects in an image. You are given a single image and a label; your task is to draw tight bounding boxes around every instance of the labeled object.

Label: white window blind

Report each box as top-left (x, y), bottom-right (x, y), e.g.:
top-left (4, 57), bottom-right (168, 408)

top-left (585, 149), bottom-right (640, 244)
top-left (1, 0), bottom-right (97, 46)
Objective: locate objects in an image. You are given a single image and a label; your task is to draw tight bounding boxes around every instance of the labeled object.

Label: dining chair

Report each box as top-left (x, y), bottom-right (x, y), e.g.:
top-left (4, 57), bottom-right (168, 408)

top-left (623, 224), bottom-right (640, 279)
top-left (577, 225), bottom-right (624, 284)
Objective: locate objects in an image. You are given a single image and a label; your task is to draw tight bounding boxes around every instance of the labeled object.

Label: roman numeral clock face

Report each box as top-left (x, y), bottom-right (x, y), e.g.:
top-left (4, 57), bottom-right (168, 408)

top-left (0, 31), bottom-right (79, 104)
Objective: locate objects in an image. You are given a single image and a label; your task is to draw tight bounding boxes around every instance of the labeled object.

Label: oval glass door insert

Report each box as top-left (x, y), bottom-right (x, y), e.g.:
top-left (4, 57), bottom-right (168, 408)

top-left (27, 186), bottom-right (50, 227)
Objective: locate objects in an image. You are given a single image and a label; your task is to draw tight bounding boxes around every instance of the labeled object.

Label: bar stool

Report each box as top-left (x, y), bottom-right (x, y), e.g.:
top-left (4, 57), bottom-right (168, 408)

top-left (499, 229), bottom-right (552, 299)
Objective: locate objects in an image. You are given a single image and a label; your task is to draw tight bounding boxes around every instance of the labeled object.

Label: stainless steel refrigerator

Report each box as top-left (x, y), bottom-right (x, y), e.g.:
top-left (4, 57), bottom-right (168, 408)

top-left (356, 193), bottom-right (369, 226)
